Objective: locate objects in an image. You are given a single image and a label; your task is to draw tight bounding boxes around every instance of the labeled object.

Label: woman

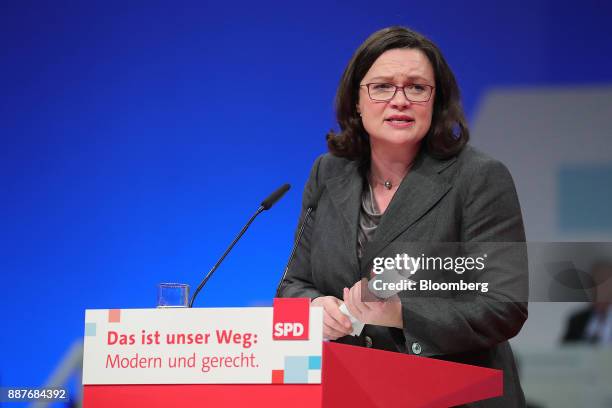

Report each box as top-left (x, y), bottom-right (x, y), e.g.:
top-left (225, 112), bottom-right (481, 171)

top-left (278, 26), bottom-right (528, 407)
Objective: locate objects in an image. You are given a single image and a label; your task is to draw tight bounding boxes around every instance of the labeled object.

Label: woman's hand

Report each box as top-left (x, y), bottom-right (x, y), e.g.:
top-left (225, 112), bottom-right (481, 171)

top-left (311, 296), bottom-right (353, 340)
top-left (343, 279), bottom-right (403, 329)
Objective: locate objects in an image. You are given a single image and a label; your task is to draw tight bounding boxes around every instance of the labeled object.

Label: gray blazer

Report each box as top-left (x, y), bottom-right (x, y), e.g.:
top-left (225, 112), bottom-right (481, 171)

top-left (279, 145), bottom-right (528, 407)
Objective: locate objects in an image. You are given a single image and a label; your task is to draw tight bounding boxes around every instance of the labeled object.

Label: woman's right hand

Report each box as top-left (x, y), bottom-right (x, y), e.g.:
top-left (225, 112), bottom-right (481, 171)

top-left (311, 296), bottom-right (353, 340)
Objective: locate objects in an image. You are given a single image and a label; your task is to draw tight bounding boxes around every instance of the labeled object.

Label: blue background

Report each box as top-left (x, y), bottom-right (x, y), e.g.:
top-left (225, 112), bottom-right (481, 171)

top-left (2, 0), bottom-right (612, 395)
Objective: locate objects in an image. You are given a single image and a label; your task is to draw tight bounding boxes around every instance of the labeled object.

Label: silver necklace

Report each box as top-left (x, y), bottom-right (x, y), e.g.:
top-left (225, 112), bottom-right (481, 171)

top-left (369, 161), bottom-right (414, 190)
top-left (369, 173), bottom-right (396, 190)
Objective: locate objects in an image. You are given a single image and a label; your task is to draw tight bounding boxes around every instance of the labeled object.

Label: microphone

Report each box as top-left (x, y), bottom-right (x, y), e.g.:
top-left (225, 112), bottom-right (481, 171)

top-left (261, 184), bottom-right (290, 210)
top-left (275, 185), bottom-right (325, 297)
top-left (189, 183), bottom-right (291, 308)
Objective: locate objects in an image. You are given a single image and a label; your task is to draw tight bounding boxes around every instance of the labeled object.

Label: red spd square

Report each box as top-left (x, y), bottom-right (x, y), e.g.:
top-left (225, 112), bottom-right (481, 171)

top-left (273, 298), bottom-right (310, 340)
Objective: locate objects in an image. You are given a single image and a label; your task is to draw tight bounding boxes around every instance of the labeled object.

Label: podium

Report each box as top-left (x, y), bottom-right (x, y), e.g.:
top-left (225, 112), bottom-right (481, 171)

top-left (82, 302), bottom-right (502, 407)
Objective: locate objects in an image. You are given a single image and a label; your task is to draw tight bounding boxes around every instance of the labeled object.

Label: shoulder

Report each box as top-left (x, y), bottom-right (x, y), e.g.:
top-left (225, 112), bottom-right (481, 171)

top-left (449, 145), bottom-right (517, 194)
top-left (301, 153), bottom-right (358, 206)
top-left (310, 152), bottom-right (359, 182)
top-left (445, 146), bottom-right (525, 241)
top-left (454, 145), bottom-right (511, 177)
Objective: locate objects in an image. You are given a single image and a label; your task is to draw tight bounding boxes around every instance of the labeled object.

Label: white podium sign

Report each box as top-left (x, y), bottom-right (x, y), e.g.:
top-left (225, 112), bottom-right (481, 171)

top-left (83, 306), bottom-right (323, 385)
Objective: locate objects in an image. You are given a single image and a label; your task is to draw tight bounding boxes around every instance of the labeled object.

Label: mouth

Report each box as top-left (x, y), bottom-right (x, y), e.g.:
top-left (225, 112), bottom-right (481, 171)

top-left (385, 115), bottom-right (415, 128)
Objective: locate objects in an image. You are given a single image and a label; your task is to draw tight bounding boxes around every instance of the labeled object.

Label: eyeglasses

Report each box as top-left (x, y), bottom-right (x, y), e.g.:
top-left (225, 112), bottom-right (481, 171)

top-left (360, 83), bottom-right (435, 103)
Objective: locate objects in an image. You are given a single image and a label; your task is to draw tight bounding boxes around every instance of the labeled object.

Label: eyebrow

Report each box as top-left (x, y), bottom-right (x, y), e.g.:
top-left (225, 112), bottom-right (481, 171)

top-left (367, 75), bottom-right (433, 84)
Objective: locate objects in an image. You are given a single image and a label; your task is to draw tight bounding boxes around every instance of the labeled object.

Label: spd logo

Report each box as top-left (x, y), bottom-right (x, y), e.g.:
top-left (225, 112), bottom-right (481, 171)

top-left (272, 298), bottom-right (310, 340)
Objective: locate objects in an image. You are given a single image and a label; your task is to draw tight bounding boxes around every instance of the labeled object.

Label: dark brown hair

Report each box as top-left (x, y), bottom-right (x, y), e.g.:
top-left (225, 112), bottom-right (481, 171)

top-left (327, 26), bottom-right (469, 162)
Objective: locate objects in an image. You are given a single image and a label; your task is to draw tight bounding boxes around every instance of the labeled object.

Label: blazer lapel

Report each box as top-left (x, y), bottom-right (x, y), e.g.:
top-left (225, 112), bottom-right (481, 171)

top-left (360, 151), bottom-right (456, 277)
top-left (325, 161), bottom-right (363, 277)
top-left (322, 152), bottom-right (457, 280)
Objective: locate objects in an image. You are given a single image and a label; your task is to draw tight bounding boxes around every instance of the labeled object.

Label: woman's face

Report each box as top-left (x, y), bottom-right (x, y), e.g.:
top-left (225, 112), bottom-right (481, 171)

top-left (357, 48), bottom-right (435, 150)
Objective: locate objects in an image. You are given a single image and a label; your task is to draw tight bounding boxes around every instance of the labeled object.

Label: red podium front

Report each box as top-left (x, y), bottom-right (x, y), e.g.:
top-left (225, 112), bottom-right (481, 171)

top-left (84, 342), bottom-right (502, 407)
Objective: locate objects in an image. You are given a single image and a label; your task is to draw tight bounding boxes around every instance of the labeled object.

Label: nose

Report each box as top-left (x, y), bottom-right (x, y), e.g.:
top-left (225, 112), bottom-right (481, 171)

top-left (389, 87), bottom-right (411, 108)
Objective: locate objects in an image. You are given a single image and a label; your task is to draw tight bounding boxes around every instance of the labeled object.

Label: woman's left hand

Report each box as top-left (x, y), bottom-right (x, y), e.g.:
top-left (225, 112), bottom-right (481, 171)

top-left (343, 278), bottom-right (403, 329)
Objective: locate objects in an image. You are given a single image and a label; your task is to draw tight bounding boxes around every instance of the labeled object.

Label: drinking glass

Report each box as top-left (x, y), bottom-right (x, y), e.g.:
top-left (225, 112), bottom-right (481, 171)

top-left (157, 283), bottom-right (189, 308)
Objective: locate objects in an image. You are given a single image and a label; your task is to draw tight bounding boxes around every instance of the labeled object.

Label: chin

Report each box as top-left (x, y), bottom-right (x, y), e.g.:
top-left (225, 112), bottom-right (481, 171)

top-left (373, 131), bottom-right (425, 147)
